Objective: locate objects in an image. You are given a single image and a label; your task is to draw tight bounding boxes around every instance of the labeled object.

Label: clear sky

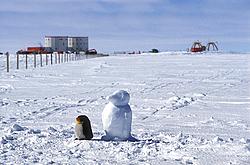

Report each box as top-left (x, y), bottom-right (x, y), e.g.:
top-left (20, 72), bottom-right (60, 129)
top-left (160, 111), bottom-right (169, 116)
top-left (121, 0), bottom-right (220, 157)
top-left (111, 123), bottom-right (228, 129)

top-left (0, 0), bottom-right (249, 53)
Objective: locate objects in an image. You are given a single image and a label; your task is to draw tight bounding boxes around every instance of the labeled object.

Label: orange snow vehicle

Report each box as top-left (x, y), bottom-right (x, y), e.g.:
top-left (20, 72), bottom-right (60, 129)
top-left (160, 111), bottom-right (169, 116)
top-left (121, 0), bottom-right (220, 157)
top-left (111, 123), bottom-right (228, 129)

top-left (190, 42), bottom-right (206, 52)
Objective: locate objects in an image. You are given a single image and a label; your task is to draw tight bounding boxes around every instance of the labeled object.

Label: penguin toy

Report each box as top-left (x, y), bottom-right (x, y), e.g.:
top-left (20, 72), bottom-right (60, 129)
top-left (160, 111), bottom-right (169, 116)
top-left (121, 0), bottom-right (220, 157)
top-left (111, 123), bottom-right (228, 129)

top-left (75, 115), bottom-right (93, 140)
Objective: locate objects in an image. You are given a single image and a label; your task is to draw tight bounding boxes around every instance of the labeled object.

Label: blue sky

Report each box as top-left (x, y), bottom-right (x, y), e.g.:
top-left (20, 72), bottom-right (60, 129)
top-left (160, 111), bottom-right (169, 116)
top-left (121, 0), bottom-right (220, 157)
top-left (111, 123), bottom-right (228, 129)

top-left (0, 0), bottom-right (249, 53)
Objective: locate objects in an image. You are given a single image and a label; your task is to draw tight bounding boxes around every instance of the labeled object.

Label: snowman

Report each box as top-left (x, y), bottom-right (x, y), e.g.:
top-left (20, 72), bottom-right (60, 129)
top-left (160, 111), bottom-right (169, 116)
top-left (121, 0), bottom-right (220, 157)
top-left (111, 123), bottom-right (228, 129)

top-left (101, 90), bottom-right (137, 141)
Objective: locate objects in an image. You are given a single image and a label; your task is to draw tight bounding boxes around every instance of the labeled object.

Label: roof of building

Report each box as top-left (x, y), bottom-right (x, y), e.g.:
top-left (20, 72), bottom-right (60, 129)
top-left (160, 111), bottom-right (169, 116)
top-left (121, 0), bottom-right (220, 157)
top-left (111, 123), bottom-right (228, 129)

top-left (45, 36), bottom-right (88, 38)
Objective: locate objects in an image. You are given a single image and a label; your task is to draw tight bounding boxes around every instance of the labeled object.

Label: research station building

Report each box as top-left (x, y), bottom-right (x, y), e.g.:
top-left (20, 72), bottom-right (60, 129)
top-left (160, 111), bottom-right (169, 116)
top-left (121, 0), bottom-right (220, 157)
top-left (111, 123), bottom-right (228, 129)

top-left (45, 36), bottom-right (88, 52)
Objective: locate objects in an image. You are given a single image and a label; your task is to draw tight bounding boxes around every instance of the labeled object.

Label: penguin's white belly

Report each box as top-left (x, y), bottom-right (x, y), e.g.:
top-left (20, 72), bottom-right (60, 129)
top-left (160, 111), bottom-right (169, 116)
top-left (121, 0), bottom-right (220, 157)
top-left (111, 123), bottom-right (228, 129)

top-left (75, 124), bottom-right (86, 139)
top-left (102, 103), bottom-right (132, 139)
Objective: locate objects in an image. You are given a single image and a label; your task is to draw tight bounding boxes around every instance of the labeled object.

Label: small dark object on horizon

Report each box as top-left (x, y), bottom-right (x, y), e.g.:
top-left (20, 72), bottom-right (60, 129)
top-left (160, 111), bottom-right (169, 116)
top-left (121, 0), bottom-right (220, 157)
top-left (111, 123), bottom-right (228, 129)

top-left (150, 49), bottom-right (159, 53)
top-left (86, 49), bottom-right (97, 55)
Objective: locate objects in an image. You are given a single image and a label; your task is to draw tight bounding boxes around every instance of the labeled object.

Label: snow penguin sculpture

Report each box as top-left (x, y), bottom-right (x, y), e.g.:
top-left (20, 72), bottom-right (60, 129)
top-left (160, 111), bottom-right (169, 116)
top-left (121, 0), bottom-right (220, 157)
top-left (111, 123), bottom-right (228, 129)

top-left (101, 90), bottom-right (137, 141)
top-left (75, 115), bottom-right (93, 140)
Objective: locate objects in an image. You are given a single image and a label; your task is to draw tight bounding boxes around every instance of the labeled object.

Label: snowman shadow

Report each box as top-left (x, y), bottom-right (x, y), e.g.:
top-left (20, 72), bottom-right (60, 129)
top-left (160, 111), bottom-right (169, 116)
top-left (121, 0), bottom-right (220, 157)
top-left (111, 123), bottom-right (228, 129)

top-left (91, 136), bottom-right (161, 144)
top-left (100, 134), bottom-right (139, 142)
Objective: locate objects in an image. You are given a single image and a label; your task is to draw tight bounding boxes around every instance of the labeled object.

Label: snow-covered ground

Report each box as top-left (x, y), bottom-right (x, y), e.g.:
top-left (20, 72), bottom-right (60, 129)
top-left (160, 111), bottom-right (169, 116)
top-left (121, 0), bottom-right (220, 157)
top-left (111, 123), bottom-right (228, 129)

top-left (0, 52), bottom-right (250, 164)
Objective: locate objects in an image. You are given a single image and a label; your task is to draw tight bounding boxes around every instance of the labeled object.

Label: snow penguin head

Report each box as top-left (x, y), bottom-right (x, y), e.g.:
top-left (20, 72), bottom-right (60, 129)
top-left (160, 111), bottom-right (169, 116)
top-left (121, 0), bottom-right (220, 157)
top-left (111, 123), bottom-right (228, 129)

top-left (107, 90), bottom-right (130, 106)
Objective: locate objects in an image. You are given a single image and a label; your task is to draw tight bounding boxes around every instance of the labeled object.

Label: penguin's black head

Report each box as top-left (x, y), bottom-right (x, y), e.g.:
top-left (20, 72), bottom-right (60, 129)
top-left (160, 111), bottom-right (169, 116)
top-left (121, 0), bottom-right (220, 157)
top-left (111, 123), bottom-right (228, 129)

top-left (76, 115), bottom-right (89, 124)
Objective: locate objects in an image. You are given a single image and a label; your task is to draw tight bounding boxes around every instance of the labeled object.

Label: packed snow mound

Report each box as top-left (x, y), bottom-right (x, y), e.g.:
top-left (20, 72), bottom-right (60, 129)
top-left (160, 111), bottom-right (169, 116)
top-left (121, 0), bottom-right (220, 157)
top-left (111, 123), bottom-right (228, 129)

top-left (0, 99), bottom-right (9, 107)
top-left (107, 90), bottom-right (130, 106)
top-left (11, 124), bottom-right (25, 132)
top-left (0, 84), bottom-right (13, 94)
top-left (102, 90), bottom-right (134, 141)
top-left (167, 96), bottom-right (195, 110)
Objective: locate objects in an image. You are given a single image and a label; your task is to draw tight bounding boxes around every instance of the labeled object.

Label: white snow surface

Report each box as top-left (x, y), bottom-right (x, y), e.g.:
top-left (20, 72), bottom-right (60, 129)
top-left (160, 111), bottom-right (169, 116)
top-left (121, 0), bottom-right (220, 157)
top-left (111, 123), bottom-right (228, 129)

top-left (0, 52), bottom-right (250, 164)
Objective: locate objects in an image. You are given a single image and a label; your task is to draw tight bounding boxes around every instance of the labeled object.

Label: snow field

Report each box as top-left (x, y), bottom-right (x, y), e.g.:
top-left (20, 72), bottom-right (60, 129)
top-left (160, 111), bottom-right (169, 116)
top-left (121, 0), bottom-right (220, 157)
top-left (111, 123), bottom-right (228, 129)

top-left (0, 52), bottom-right (250, 164)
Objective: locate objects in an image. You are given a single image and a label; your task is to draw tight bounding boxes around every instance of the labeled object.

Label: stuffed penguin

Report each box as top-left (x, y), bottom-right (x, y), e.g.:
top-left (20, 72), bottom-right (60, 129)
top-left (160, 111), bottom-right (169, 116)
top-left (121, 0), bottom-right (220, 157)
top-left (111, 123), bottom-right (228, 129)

top-left (75, 115), bottom-right (93, 140)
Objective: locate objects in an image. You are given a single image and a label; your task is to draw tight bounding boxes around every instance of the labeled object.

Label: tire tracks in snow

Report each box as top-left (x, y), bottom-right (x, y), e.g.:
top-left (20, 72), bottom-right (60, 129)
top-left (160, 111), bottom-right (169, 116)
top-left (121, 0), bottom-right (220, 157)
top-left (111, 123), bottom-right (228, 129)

top-left (22, 100), bottom-right (89, 120)
top-left (141, 94), bottom-right (205, 121)
top-left (1, 83), bottom-right (112, 123)
top-left (139, 69), bottom-right (243, 121)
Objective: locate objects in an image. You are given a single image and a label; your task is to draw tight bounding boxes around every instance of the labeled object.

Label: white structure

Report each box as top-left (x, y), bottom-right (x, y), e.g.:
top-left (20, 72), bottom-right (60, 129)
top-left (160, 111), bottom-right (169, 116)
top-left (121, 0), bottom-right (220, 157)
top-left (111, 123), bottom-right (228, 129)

top-left (68, 37), bottom-right (88, 52)
top-left (45, 36), bottom-right (88, 52)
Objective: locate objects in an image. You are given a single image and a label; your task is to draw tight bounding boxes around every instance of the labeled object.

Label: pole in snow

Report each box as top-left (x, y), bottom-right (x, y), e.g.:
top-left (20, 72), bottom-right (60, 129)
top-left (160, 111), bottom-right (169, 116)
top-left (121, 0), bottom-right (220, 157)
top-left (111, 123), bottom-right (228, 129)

top-left (6, 52), bottom-right (9, 72)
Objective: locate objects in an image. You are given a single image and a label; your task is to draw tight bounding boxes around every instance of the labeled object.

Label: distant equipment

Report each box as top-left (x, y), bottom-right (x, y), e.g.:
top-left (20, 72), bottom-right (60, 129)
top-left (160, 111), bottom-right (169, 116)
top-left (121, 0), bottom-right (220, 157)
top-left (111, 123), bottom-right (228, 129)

top-left (16, 47), bottom-right (52, 54)
top-left (191, 42), bottom-right (206, 52)
top-left (86, 49), bottom-right (97, 55)
top-left (16, 46), bottom-right (52, 54)
top-left (190, 41), bottom-right (218, 52)
top-left (206, 42), bottom-right (218, 51)
top-left (150, 49), bottom-right (159, 53)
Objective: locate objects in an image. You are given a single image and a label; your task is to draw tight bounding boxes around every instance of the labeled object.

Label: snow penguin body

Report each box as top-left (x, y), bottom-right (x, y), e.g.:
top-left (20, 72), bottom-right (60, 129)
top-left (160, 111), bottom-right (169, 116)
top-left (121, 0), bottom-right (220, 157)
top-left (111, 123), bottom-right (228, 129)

top-left (102, 90), bottom-right (136, 141)
top-left (75, 115), bottom-right (93, 140)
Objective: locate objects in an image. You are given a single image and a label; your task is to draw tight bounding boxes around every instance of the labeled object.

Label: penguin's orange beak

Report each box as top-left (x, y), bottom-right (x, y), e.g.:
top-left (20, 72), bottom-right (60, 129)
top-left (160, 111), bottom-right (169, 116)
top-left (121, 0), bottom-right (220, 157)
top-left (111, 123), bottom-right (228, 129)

top-left (76, 117), bottom-right (81, 124)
